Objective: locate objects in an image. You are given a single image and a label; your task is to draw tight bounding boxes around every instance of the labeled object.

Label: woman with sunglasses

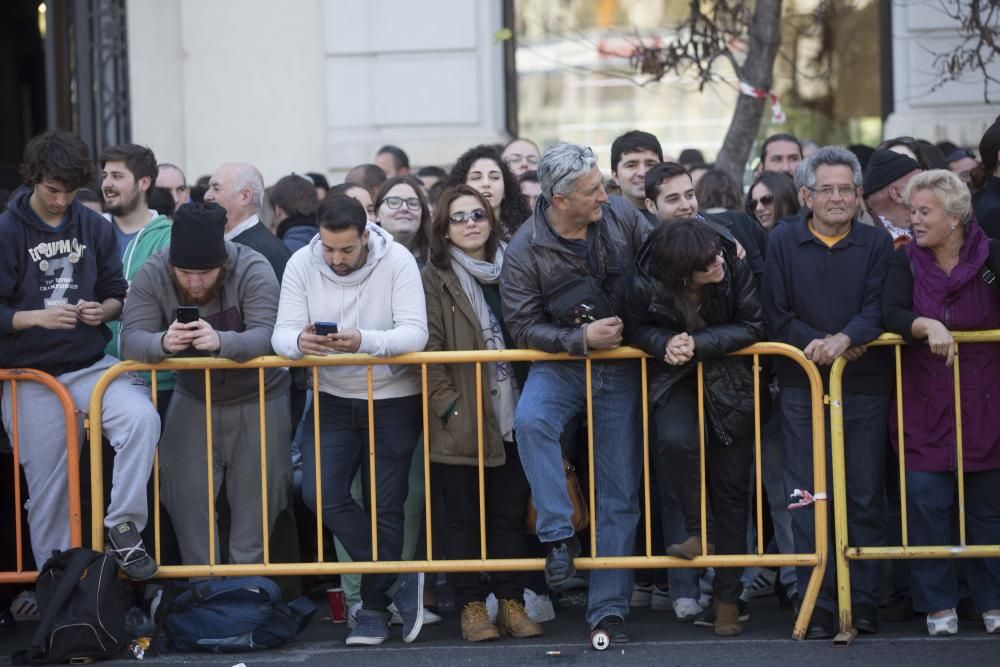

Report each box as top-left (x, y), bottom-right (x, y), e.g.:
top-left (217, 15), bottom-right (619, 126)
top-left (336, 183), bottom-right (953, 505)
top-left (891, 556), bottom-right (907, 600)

top-left (624, 219), bottom-right (764, 637)
top-left (746, 171), bottom-right (800, 232)
top-left (421, 185), bottom-right (543, 643)
top-left (374, 176), bottom-right (432, 264)
top-left (447, 145), bottom-right (531, 240)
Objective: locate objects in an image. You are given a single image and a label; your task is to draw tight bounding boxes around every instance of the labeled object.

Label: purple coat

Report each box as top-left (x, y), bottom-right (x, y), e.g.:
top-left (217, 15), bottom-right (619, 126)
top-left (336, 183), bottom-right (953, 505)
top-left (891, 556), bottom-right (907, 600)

top-left (887, 224), bottom-right (1000, 472)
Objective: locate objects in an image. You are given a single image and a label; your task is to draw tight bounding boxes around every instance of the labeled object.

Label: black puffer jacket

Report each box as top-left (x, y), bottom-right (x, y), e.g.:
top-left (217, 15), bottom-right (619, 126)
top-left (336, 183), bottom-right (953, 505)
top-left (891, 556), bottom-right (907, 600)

top-left (624, 235), bottom-right (765, 445)
top-left (501, 195), bottom-right (651, 355)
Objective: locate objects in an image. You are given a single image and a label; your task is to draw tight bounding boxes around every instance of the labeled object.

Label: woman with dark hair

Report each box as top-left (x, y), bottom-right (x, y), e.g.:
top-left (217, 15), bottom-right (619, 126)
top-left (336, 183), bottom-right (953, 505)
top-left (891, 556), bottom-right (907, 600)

top-left (971, 117), bottom-right (1000, 238)
top-left (447, 145), bottom-right (531, 240)
top-left (624, 219), bottom-right (764, 637)
top-left (745, 171), bottom-right (800, 231)
top-left (695, 169), bottom-right (743, 214)
top-left (421, 185), bottom-right (542, 642)
top-left (374, 175), bottom-right (432, 264)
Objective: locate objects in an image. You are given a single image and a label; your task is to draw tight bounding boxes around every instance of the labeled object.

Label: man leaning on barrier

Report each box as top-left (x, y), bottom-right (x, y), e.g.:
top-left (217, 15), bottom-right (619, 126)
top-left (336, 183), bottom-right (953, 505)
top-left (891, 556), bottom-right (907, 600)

top-left (120, 203), bottom-right (292, 567)
top-left (271, 194), bottom-right (428, 647)
top-left (500, 142), bottom-right (651, 645)
top-left (762, 146), bottom-right (893, 640)
top-left (0, 130), bottom-right (160, 580)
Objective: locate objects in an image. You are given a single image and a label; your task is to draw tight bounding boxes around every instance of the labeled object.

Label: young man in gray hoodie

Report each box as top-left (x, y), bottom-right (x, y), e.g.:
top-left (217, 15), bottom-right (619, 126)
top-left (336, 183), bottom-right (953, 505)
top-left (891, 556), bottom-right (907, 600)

top-left (272, 194), bottom-right (428, 646)
top-left (120, 202), bottom-right (292, 567)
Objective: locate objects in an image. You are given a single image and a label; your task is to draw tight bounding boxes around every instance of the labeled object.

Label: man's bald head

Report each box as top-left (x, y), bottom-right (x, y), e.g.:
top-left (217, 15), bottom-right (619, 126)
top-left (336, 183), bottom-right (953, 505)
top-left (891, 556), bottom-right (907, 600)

top-left (203, 162), bottom-right (265, 231)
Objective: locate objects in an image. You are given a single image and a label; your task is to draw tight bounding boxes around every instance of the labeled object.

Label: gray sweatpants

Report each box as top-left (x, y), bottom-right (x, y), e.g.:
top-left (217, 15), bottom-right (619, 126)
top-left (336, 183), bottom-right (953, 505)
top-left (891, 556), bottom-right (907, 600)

top-left (1, 355), bottom-right (159, 568)
top-left (159, 388), bottom-right (292, 565)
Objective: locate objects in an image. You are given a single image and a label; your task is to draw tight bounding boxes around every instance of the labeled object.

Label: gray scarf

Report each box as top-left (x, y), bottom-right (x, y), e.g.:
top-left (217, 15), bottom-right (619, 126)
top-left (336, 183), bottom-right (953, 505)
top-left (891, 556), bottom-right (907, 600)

top-left (449, 244), bottom-right (517, 441)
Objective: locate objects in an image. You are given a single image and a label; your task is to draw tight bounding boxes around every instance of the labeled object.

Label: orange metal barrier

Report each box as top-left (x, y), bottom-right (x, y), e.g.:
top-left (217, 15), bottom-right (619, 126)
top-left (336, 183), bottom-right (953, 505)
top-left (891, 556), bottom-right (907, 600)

top-left (0, 369), bottom-right (81, 583)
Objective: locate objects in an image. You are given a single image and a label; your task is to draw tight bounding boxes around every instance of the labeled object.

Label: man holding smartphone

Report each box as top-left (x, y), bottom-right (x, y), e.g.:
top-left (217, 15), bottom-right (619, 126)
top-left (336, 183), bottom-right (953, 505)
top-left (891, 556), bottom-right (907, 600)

top-left (272, 195), bottom-right (428, 646)
top-left (120, 202), bottom-right (292, 567)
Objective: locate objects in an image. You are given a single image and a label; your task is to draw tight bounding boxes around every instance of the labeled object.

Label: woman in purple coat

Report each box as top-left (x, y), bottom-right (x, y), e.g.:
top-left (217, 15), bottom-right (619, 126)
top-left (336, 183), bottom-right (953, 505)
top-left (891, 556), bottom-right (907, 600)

top-left (882, 169), bottom-right (1000, 637)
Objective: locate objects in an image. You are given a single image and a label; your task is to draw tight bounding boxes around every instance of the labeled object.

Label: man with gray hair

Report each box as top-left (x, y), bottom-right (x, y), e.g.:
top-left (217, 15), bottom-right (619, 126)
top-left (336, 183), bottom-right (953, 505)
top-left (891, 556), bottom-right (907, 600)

top-left (204, 162), bottom-right (291, 281)
top-left (762, 145), bottom-right (893, 639)
top-left (500, 142), bottom-right (651, 645)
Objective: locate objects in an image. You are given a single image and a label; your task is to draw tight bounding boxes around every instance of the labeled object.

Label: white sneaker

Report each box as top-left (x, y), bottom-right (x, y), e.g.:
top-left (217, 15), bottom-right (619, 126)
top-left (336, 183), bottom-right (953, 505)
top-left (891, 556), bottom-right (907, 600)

top-left (486, 593), bottom-right (499, 621)
top-left (650, 586), bottom-right (671, 611)
top-left (523, 588), bottom-right (556, 623)
top-left (672, 597), bottom-right (702, 622)
top-left (984, 610), bottom-right (1000, 634)
top-left (631, 583), bottom-right (653, 607)
top-left (388, 603), bottom-right (441, 626)
top-left (926, 609), bottom-right (958, 636)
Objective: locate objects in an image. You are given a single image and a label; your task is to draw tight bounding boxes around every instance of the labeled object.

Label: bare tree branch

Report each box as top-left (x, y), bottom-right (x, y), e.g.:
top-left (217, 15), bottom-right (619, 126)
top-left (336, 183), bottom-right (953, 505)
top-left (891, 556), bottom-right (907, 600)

top-left (929, 0), bottom-right (1000, 102)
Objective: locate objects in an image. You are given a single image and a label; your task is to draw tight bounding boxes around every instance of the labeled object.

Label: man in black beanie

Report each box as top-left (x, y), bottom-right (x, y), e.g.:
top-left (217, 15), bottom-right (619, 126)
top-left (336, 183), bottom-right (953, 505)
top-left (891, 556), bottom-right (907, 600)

top-left (120, 202), bottom-right (293, 567)
top-left (863, 148), bottom-right (921, 247)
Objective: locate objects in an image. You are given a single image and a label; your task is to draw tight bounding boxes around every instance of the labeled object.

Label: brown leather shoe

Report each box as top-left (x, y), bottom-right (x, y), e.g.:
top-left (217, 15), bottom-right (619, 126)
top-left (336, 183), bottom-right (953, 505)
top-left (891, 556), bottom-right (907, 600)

top-left (497, 599), bottom-right (543, 638)
top-left (714, 601), bottom-right (743, 636)
top-left (461, 601), bottom-right (500, 642)
top-left (666, 536), bottom-right (714, 560)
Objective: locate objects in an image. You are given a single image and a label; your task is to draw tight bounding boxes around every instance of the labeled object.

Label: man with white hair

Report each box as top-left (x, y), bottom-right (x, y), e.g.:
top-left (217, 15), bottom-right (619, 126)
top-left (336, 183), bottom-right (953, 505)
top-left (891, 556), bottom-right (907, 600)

top-left (204, 162), bottom-right (291, 281)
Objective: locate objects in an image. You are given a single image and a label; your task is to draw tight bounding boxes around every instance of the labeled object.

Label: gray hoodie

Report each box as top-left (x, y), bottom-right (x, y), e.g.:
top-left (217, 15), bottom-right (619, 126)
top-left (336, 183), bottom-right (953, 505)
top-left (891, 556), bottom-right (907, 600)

top-left (121, 241), bottom-right (289, 404)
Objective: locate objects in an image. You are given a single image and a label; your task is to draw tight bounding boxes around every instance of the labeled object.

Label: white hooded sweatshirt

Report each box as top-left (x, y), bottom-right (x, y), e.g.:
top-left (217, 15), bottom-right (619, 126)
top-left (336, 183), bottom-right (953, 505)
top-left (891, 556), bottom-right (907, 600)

top-left (271, 223), bottom-right (428, 399)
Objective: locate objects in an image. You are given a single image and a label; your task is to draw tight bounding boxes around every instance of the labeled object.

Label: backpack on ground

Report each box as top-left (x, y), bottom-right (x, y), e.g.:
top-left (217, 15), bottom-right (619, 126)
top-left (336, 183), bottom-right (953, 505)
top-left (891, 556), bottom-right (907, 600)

top-left (156, 576), bottom-right (316, 653)
top-left (13, 548), bottom-right (131, 664)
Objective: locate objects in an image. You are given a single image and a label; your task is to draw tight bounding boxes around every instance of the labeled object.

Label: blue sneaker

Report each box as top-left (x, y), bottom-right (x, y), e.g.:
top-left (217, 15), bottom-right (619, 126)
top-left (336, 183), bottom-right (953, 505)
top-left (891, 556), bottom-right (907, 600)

top-left (346, 609), bottom-right (390, 646)
top-left (390, 572), bottom-right (425, 643)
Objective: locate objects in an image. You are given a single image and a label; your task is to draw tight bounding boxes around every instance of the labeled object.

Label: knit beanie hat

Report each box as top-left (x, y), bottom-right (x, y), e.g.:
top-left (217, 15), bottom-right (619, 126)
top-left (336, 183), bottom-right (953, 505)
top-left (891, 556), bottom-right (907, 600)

top-left (170, 203), bottom-right (227, 269)
top-left (862, 149), bottom-right (921, 197)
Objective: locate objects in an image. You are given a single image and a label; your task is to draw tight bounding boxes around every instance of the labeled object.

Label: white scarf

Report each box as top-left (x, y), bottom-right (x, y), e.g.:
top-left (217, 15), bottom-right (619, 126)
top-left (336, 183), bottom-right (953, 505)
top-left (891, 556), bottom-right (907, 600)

top-left (449, 244), bottom-right (517, 441)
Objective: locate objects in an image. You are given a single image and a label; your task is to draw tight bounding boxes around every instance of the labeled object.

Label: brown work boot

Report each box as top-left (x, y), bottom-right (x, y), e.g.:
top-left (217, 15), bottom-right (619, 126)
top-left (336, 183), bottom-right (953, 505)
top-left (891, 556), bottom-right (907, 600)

top-left (460, 601), bottom-right (500, 642)
top-left (497, 599), bottom-right (543, 638)
top-left (666, 536), bottom-right (714, 560)
top-left (714, 601), bottom-right (743, 636)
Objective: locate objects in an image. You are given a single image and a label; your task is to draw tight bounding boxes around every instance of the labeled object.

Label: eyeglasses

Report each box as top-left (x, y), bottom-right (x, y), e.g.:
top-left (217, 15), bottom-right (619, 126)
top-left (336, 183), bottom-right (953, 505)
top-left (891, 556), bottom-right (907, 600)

top-left (748, 194), bottom-right (774, 209)
top-left (504, 153), bottom-right (538, 166)
top-left (449, 208), bottom-right (488, 225)
top-left (383, 196), bottom-right (421, 211)
top-left (808, 184), bottom-right (858, 199)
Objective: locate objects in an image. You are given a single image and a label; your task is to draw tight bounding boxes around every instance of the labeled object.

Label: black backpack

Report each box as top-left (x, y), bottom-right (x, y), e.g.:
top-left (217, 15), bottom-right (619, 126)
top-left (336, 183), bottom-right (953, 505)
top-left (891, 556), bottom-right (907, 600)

top-left (13, 548), bottom-right (131, 664)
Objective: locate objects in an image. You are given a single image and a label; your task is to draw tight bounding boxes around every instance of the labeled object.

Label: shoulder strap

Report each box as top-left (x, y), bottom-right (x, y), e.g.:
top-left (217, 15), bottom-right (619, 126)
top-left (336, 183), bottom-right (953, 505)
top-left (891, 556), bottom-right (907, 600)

top-left (982, 239), bottom-right (1000, 290)
top-left (22, 550), bottom-right (95, 662)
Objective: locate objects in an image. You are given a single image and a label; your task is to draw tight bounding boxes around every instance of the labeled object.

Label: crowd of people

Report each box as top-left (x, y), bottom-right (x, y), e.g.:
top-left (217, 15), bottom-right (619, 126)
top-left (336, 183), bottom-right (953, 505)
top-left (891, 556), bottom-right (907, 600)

top-left (1, 117), bottom-right (999, 648)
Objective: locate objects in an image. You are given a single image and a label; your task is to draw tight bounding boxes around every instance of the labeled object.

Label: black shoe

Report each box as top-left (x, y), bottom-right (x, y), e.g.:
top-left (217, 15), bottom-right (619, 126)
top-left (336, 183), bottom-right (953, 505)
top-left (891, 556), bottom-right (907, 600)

top-left (106, 521), bottom-right (158, 581)
top-left (694, 598), bottom-right (750, 627)
top-left (805, 607), bottom-right (837, 640)
top-left (0, 609), bottom-right (15, 636)
top-left (880, 595), bottom-right (914, 622)
top-left (594, 615), bottom-right (630, 644)
top-left (852, 602), bottom-right (878, 634)
top-left (544, 537), bottom-right (581, 591)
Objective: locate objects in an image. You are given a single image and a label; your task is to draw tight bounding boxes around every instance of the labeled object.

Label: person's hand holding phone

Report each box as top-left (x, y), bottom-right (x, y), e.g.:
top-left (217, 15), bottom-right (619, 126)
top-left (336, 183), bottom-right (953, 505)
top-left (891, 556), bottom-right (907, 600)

top-left (162, 320), bottom-right (197, 354)
top-left (298, 323), bottom-right (339, 356)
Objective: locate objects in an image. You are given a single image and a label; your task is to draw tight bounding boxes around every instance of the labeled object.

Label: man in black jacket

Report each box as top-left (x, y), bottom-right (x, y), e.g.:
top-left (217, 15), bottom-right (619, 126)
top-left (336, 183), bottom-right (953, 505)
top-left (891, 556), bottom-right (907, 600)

top-left (500, 142), bottom-right (650, 645)
top-left (204, 162), bottom-right (291, 281)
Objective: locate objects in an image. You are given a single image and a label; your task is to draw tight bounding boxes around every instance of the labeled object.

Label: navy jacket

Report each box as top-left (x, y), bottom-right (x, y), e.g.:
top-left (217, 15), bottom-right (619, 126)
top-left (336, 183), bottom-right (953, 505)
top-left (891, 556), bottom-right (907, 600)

top-left (762, 214), bottom-right (892, 393)
top-left (233, 222), bottom-right (292, 283)
top-left (0, 186), bottom-right (127, 375)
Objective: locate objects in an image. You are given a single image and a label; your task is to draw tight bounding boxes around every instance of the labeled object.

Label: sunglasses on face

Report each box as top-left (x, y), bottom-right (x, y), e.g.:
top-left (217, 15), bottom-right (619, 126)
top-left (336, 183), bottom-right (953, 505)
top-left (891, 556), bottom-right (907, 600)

top-left (383, 196), bottom-right (421, 211)
top-left (749, 194), bottom-right (775, 209)
top-left (449, 208), bottom-right (488, 225)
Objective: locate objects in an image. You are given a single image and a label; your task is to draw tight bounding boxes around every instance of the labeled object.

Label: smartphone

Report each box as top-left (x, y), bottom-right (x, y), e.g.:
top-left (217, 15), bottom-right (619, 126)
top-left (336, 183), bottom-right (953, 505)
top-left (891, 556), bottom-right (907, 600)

top-left (176, 306), bottom-right (200, 324)
top-left (314, 321), bottom-right (339, 336)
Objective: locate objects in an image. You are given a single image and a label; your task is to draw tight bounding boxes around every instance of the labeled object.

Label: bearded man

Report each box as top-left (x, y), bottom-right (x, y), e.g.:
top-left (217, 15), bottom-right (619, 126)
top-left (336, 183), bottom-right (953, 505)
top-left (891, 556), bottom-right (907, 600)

top-left (120, 202), bottom-right (292, 566)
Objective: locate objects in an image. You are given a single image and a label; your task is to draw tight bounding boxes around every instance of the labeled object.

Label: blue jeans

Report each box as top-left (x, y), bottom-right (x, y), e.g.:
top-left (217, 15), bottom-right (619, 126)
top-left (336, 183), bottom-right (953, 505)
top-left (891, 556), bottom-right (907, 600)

top-left (780, 387), bottom-right (888, 611)
top-left (906, 469), bottom-right (1000, 613)
top-left (301, 392), bottom-right (421, 611)
top-left (515, 360), bottom-right (641, 627)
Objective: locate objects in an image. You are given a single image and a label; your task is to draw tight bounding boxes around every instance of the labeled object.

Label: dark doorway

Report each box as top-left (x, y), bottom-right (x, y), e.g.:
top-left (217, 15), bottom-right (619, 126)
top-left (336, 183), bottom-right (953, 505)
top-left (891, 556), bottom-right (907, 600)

top-left (0, 1), bottom-right (47, 192)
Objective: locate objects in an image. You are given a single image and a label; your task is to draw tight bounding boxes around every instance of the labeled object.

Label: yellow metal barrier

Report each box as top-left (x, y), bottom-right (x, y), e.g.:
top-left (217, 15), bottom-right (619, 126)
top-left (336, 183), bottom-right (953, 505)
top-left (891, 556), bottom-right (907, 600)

top-left (88, 344), bottom-right (828, 639)
top-left (829, 331), bottom-right (1000, 643)
top-left (0, 368), bottom-right (82, 583)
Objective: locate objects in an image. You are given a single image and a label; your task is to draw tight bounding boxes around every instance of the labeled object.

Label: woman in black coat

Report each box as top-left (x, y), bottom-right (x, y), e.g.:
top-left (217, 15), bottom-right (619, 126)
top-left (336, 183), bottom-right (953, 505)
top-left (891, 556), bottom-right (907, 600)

top-left (624, 219), bottom-right (765, 636)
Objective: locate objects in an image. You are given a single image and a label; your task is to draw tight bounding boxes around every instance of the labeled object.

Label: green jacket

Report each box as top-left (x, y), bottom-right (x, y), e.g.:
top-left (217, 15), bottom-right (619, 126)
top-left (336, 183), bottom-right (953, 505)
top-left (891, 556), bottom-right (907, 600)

top-left (105, 214), bottom-right (173, 391)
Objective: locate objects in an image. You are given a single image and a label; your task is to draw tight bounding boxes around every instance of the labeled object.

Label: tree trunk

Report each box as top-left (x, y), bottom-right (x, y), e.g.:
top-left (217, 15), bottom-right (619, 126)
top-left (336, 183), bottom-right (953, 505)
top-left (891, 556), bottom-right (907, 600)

top-left (715, 0), bottom-right (784, 184)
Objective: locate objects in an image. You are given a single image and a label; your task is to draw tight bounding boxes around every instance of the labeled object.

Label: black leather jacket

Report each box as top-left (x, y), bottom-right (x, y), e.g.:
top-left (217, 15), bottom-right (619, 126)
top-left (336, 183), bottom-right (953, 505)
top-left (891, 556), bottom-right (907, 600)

top-left (624, 235), bottom-right (766, 445)
top-left (500, 195), bottom-right (651, 356)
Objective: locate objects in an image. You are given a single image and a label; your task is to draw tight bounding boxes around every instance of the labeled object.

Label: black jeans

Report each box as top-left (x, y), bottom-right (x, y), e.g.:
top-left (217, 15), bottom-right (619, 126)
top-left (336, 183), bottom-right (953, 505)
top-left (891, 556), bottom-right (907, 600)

top-left (432, 441), bottom-right (533, 609)
top-left (653, 381), bottom-right (752, 604)
top-left (301, 393), bottom-right (421, 611)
